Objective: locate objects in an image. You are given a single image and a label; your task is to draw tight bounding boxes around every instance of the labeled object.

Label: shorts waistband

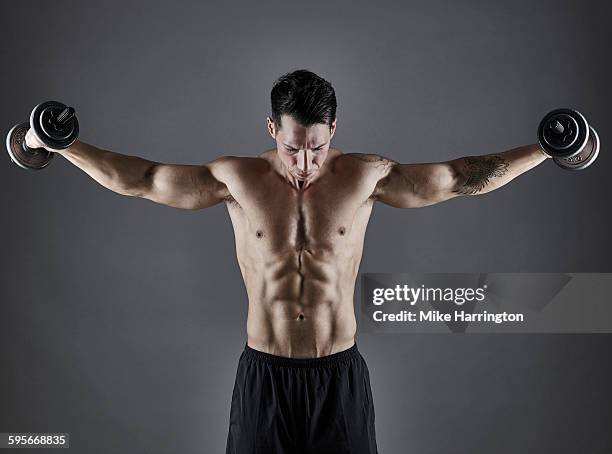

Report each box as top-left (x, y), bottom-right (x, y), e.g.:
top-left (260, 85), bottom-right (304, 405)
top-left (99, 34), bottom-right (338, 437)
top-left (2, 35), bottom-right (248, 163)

top-left (243, 342), bottom-right (360, 368)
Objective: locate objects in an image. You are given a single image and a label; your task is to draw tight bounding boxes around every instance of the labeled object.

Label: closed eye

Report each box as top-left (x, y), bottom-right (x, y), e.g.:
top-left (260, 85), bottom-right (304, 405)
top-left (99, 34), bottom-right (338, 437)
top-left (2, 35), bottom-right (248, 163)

top-left (291, 147), bottom-right (323, 152)
top-left (284, 145), bottom-right (324, 153)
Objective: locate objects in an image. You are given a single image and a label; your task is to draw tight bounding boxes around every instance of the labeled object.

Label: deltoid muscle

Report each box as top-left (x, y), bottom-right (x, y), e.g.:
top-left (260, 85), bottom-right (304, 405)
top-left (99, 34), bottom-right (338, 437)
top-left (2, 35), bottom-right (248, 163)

top-left (453, 155), bottom-right (509, 195)
top-left (347, 153), bottom-right (397, 169)
top-left (345, 154), bottom-right (396, 194)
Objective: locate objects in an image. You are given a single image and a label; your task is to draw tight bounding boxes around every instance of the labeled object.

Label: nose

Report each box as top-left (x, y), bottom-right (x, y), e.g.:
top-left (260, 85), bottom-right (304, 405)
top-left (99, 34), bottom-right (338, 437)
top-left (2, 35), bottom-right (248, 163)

top-left (296, 149), bottom-right (314, 172)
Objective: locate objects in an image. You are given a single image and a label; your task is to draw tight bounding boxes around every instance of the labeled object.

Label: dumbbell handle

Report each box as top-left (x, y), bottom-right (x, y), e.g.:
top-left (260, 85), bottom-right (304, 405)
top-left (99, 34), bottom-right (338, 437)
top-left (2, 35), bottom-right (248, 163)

top-left (55, 107), bottom-right (75, 125)
top-left (549, 119), bottom-right (565, 135)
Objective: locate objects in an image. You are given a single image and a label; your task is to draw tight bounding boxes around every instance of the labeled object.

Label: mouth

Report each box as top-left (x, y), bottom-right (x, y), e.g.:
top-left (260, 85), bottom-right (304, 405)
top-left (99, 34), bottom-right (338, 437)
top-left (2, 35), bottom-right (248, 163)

top-left (295, 171), bottom-right (314, 179)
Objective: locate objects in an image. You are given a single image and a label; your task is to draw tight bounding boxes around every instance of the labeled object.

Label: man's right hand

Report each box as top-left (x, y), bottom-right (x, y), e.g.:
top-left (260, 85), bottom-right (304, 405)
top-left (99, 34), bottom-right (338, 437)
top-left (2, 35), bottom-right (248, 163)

top-left (25, 128), bottom-right (57, 152)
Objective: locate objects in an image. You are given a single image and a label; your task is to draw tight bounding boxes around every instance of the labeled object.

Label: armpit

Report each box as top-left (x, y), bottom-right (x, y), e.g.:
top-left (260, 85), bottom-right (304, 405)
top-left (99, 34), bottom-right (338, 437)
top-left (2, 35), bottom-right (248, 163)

top-left (223, 194), bottom-right (241, 208)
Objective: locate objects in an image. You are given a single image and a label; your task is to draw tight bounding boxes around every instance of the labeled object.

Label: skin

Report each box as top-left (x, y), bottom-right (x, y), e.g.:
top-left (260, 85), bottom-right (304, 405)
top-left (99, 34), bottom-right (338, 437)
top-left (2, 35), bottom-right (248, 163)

top-left (25, 114), bottom-right (549, 358)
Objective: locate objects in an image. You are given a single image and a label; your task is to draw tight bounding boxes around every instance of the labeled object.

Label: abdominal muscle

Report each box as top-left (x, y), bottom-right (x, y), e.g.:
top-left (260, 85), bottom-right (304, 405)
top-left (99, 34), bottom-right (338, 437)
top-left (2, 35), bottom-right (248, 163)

top-left (241, 248), bottom-right (360, 358)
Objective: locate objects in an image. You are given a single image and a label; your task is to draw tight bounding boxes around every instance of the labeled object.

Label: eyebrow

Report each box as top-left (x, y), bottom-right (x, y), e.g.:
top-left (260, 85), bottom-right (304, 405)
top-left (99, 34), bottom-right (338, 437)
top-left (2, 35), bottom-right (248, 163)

top-left (283, 143), bottom-right (326, 149)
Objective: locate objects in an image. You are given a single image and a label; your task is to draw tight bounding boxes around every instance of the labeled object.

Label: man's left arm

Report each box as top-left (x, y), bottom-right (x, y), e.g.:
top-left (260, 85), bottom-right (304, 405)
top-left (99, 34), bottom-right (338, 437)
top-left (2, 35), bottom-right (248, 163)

top-left (366, 144), bottom-right (549, 208)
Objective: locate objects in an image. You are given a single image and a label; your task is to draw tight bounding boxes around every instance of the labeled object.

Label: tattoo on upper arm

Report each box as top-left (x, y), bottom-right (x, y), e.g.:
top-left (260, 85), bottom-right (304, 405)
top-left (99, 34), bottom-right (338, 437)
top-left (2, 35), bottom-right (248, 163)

top-left (453, 155), bottom-right (509, 195)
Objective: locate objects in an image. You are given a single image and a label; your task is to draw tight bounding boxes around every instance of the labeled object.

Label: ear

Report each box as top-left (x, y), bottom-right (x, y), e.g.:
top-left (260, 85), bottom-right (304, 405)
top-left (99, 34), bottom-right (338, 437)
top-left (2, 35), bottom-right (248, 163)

top-left (266, 117), bottom-right (277, 139)
top-left (329, 117), bottom-right (337, 139)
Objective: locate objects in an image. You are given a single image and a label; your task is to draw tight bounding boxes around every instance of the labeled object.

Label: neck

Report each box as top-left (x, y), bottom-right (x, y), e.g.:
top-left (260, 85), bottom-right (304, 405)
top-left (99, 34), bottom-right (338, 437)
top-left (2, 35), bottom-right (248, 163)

top-left (273, 155), bottom-right (315, 191)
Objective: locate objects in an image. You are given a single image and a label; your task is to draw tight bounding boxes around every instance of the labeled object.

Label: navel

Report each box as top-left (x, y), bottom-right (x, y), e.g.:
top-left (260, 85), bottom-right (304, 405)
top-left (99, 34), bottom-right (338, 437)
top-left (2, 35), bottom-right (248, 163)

top-left (297, 313), bottom-right (305, 321)
top-left (255, 229), bottom-right (264, 239)
top-left (338, 226), bottom-right (346, 236)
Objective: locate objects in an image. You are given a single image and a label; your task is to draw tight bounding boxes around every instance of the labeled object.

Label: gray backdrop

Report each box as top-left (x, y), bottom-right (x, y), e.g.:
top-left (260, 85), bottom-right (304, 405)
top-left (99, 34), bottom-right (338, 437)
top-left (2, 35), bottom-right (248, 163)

top-left (1, 0), bottom-right (610, 453)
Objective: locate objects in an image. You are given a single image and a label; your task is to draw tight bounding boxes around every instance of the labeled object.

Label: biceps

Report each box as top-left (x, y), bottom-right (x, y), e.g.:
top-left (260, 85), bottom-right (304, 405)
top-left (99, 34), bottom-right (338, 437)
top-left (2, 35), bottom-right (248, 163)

top-left (142, 163), bottom-right (228, 209)
top-left (375, 162), bottom-right (459, 208)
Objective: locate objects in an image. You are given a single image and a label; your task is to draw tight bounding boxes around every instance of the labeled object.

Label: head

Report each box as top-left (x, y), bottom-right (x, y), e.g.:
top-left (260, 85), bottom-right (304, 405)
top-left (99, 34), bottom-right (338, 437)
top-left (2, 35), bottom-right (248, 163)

top-left (267, 69), bottom-right (337, 183)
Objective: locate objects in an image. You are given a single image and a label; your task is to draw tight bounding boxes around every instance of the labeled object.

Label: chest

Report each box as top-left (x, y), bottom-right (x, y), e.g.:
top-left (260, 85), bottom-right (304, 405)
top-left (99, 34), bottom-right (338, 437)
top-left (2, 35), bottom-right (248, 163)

top-left (226, 173), bottom-right (374, 251)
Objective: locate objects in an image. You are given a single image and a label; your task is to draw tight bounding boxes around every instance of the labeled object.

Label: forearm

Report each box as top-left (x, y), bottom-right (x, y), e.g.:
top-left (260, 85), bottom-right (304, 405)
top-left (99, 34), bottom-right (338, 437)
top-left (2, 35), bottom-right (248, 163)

top-left (451, 143), bottom-right (549, 195)
top-left (57, 140), bottom-right (154, 196)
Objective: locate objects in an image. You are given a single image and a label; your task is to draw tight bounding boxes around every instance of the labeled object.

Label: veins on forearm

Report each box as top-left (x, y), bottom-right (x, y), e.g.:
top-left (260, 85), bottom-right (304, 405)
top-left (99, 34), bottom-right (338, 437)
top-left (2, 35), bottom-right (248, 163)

top-left (453, 155), bottom-right (509, 195)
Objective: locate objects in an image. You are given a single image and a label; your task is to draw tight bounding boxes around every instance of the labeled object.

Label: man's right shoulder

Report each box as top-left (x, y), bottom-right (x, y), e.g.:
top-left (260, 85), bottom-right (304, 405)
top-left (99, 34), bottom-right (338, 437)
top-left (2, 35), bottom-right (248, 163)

top-left (206, 153), bottom-right (271, 183)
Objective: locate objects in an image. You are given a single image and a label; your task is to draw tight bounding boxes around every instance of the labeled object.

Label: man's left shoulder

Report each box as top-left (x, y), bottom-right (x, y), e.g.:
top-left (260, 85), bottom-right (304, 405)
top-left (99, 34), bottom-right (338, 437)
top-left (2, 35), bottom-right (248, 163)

top-left (333, 150), bottom-right (397, 175)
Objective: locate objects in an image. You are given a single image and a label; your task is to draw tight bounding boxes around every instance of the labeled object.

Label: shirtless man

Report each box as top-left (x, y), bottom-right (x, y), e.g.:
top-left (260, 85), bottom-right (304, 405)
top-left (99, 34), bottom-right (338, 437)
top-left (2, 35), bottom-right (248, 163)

top-left (25, 69), bottom-right (548, 453)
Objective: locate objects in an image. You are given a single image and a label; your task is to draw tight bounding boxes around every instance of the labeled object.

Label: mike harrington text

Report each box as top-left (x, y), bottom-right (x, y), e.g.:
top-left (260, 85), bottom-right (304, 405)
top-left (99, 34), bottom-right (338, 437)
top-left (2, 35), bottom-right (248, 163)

top-left (372, 310), bottom-right (524, 324)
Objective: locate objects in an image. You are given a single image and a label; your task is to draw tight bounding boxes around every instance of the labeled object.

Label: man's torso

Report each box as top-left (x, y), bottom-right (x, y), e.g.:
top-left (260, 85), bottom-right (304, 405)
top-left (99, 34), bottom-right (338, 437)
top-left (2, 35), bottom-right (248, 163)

top-left (222, 148), bottom-right (379, 357)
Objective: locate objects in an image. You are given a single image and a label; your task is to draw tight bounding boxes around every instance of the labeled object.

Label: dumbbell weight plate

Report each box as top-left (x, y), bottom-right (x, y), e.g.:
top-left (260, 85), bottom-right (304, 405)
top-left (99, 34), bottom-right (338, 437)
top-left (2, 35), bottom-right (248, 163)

top-left (30, 101), bottom-right (79, 150)
top-left (553, 126), bottom-right (600, 171)
top-left (5, 122), bottom-right (54, 170)
top-left (538, 108), bottom-right (589, 159)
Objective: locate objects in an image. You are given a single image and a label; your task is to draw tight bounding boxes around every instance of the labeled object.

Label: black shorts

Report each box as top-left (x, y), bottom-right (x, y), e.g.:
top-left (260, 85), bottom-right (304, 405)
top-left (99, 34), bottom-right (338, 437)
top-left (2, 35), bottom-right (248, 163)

top-left (226, 342), bottom-right (378, 454)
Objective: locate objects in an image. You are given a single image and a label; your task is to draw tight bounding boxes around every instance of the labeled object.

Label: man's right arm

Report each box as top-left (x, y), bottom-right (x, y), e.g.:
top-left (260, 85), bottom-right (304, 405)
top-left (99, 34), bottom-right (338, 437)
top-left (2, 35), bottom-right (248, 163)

top-left (55, 140), bottom-right (233, 209)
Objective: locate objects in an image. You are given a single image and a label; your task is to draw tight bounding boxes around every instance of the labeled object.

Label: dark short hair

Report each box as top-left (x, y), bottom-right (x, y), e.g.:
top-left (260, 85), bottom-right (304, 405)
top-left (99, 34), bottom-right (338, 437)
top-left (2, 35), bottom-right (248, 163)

top-left (270, 69), bottom-right (337, 130)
